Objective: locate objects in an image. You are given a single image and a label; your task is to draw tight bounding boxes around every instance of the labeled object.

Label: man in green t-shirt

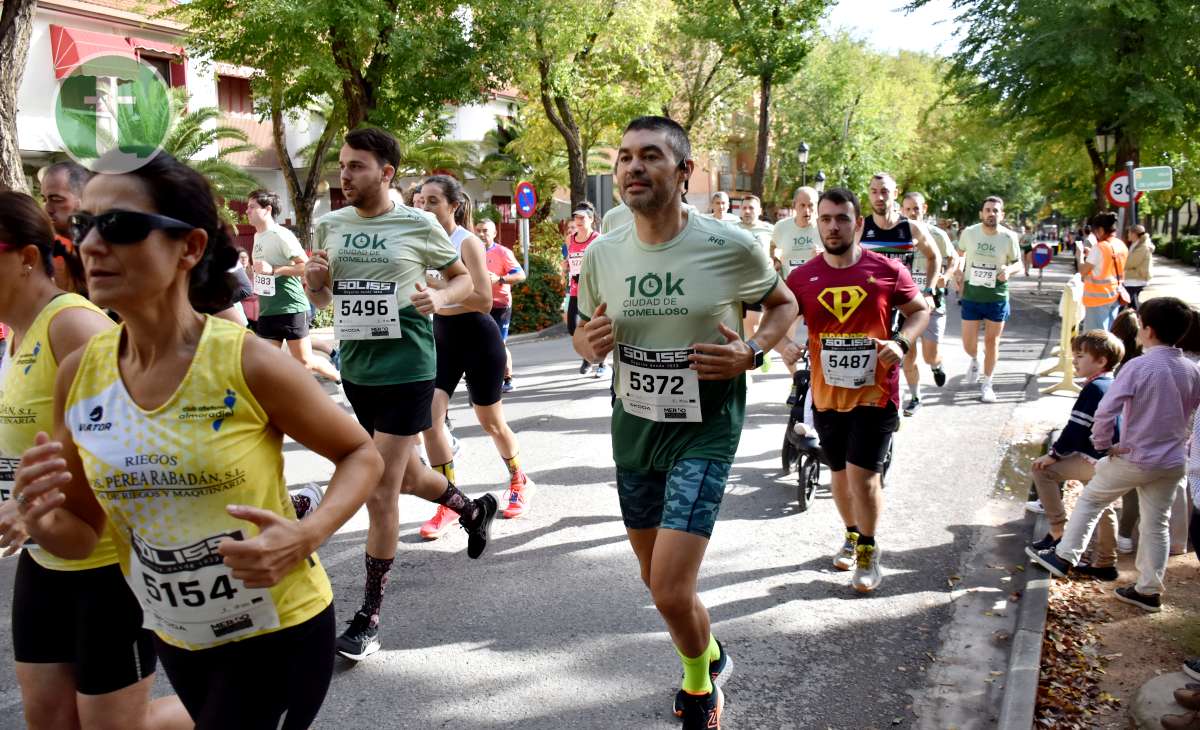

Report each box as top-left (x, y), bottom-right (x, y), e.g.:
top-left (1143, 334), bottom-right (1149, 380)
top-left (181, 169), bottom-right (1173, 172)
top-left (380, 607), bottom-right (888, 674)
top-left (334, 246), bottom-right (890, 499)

top-left (738, 194), bottom-right (777, 372)
top-left (575, 116), bottom-right (796, 729)
top-left (305, 127), bottom-right (497, 662)
top-left (247, 189), bottom-right (342, 383)
top-left (953, 196), bottom-right (1023, 404)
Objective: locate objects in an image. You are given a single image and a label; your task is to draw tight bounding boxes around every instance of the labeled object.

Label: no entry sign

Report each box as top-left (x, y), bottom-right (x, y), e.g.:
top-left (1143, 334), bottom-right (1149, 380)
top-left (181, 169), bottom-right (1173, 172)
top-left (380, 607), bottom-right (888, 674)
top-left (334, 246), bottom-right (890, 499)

top-left (1032, 242), bottom-right (1053, 269)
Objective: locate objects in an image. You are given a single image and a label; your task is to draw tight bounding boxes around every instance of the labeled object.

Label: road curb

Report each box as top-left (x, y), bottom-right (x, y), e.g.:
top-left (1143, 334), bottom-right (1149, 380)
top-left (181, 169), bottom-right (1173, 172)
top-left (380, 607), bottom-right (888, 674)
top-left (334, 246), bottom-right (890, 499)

top-left (507, 322), bottom-right (567, 344)
top-left (997, 512), bottom-right (1051, 729)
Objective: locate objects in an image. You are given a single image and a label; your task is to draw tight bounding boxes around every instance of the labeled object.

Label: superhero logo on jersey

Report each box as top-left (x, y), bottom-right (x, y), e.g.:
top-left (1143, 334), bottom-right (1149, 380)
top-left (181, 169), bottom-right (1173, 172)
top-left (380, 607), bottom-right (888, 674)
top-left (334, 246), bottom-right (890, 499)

top-left (817, 286), bottom-right (868, 324)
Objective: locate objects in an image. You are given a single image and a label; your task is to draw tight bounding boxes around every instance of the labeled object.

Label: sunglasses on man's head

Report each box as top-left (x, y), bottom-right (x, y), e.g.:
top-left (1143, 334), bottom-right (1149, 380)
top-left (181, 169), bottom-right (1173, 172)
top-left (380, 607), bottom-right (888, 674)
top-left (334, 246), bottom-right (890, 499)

top-left (69, 211), bottom-right (195, 246)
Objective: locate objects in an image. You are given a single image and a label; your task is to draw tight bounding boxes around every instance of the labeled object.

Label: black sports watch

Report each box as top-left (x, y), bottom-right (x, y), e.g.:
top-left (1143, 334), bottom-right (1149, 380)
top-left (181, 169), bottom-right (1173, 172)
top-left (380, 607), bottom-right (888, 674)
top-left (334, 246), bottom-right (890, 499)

top-left (747, 339), bottom-right (765, 369)
top-left (891, 333), bottom-right (911, 355)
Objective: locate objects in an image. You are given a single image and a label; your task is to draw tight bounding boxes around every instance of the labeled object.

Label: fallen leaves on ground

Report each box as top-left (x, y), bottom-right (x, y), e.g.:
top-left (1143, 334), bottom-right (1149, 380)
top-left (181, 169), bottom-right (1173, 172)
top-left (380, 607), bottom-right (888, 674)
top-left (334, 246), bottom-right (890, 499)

top-left (1035, 580), bottom-right (1122, 728)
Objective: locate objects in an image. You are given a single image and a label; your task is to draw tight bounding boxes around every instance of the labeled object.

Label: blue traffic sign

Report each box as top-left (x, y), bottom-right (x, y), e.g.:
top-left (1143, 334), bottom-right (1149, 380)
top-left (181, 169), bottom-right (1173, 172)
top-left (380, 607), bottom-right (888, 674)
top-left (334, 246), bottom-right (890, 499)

top-left (515, 181), bottom-right (536, 219)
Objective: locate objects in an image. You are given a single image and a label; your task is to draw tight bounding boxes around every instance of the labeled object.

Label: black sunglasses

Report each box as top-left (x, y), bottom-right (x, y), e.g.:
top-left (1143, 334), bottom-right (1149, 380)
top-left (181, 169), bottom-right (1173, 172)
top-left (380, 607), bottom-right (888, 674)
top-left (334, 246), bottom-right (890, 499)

top-left (70, 210), bottom-right (195, 246)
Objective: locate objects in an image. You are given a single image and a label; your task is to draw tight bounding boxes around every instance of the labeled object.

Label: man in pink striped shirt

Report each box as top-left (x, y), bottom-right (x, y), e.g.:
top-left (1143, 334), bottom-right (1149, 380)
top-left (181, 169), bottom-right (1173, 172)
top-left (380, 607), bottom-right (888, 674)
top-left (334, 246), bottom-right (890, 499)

top-left (1028, 296), bottom-right (1200, 612)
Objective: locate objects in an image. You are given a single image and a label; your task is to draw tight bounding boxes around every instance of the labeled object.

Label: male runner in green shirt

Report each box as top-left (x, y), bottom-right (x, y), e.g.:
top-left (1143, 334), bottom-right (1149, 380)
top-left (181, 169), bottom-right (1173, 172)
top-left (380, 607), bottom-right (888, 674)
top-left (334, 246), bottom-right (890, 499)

top-left (575, 116), bottom-right (796, 729)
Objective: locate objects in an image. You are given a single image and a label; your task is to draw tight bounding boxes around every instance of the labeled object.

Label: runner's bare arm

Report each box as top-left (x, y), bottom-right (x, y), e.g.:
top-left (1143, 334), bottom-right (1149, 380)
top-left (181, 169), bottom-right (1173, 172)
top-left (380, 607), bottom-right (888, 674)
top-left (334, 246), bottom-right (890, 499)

top-left (453, 235), bottom-right (495, 314)
top-left (691, 282), bottom-right (797, 380)
top-left (748, 280), bottom-right (798, 353)
top-left (9, 350), bottom-right (107, 560)
top-left (305, 250), bottom-right (333, 308)
top-left (222, 336), bottom-right (384, 588)
top-left (910, 221), bottom-right (941, 284)
top-left (272, 254), bottom-right (308, 278)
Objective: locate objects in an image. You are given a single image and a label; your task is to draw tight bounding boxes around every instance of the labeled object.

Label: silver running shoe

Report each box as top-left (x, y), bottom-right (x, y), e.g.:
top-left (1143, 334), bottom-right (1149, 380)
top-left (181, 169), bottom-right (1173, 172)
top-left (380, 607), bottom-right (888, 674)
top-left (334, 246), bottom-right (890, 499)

top-left (852, 544), bottom-right (883, 593)
top-left (833, 531), bottom-right (859, 571)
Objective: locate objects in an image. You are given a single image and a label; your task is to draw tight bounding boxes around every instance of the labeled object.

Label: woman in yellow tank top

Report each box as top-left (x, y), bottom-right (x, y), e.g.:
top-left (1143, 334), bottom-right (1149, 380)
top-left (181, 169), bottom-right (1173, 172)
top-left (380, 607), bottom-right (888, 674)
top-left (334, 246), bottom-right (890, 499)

top-left (11, 155), bottom-right (383, 730)
top-left (0, 191), bottom-right (192, 730)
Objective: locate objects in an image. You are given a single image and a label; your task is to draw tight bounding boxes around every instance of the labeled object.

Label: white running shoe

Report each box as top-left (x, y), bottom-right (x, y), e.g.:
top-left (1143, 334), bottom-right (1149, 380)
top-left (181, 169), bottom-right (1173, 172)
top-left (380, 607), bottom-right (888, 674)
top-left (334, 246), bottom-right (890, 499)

top-left (1116, 536), bottom-right (1134, 554)
top-left (966, 359), bottom-right (980, 385)
top-left (833, 531), bottom-right (858, 571)
top-left (980, 379), bottom-right (997, 403)
top-left (852, 544), bottom-right (882, 593)
top-left (1025, 500), bottom-right (1045, 514)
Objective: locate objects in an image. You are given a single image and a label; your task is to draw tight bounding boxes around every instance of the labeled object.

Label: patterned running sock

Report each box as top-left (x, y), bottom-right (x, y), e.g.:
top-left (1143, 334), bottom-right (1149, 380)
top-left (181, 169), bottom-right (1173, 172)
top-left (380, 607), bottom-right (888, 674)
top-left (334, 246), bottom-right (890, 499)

top-left (433, 461), bottom-right (456, 485)
top-left (502, 453), bottom-right (521, 478)
top-left (677, 642), bottom-right (714, 695)
top-left (436, 482), bottom-right (479, 522)
top-left (362, 553), bottom-right (394, 620)
top-left (291, 494), bottom-right (312, 520)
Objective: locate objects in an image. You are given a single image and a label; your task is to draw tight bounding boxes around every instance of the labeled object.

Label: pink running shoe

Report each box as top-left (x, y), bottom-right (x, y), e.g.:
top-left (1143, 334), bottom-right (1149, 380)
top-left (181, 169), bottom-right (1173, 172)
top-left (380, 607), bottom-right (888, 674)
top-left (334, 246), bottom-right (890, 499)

top-left (502, 474), bottom-right (535, 519)
top-left (419, 504), bottom-right (459, 540)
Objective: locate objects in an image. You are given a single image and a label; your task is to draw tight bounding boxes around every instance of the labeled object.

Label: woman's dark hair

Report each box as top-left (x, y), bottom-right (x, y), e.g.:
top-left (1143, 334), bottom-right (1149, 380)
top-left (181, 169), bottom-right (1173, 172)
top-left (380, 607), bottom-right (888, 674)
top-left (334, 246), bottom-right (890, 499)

top-left (1175, 307), bottom-right (1200, 354)
top-left (1139, 296), bottom-right (1196, 346)
top-left (403, 182), bottom-right (423, 207)
top-left (1109, 308), bottom-right (1142, 368)
top-left (422, 175), bottom-right (473, 229)
top-left (0, 190), bottom-right (56, 277)
top-left (117, 152), bottom-right (240, 312)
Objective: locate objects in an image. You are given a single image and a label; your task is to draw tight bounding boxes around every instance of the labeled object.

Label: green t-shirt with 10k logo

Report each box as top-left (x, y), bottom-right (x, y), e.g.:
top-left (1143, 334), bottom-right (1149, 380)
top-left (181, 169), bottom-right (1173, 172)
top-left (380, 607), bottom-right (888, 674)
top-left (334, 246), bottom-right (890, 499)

top-left (578, 213), bottom-right (779, 471)
top-left (314, 204), bottom-right (458, 386)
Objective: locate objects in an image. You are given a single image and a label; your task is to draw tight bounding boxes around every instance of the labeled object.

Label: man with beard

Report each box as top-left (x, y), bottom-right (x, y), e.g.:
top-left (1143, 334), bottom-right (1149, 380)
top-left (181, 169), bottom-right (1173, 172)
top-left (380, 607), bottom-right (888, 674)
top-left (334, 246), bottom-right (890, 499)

top-left (575, 116), bottom-right (795, 729)
top-left (306, 128), bottom-right (498, 661)
top-left (781, 188), bottom-right (929, 594)
top-left (39, 161), bottom-right (90, 292)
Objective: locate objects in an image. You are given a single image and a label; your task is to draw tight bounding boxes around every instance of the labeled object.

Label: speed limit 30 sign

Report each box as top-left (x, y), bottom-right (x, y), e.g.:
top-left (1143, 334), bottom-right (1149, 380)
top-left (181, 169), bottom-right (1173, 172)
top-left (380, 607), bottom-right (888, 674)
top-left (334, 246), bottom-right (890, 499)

top-left (1105, 171), bottom-right (1145, 208)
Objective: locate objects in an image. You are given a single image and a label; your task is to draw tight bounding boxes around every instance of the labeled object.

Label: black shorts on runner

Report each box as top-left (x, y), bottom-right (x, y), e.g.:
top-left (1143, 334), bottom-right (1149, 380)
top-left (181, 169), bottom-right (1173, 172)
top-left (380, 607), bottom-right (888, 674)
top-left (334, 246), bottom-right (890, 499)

top-left (742, 302), bottom-right (763, 315)
top-left (433, 312), bottom-right (506, 406)
top-left (342, 378), bottom-right (435, 436)
top-left (255, 312), bottom-right (309, 342)
top-left (489, 306), bottom-right (512, 341)
top-left (812, 403), bottom-right (899, 473)
top-left (156, 603), bottom-right (335, 730)
top-left (12, 550), bottom-right (157, 695)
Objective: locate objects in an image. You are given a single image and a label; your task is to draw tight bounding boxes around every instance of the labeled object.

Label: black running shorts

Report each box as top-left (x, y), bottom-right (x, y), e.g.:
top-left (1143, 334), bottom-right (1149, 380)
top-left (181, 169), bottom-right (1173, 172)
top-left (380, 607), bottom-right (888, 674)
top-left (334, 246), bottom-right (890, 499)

top-left (812, 404), bottom-right (899, 473)
top-left (255, 312), bottom-right (309, 342)
top-left (156, 603), bottom-right (335, 730)
top-left (341, 378), bottom-right (435, 437)
top-left (433, 312), bottom-right (507, 406)
top-left (12, 550), bottom-right (157, 695)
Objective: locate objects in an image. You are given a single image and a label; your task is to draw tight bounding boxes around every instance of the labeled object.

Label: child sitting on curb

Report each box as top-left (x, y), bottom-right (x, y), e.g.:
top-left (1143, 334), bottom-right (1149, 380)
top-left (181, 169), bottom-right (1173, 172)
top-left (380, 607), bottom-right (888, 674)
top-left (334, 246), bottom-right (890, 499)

top-left (1027, 296), bottom-right (1200, 613)
top-left (1028, 329), bottom-right (1124, 580)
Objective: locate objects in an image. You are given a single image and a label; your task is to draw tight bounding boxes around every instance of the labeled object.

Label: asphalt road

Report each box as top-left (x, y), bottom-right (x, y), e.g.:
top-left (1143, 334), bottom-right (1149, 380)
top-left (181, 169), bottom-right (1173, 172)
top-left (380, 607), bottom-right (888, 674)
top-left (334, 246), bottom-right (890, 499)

top-left (0, 260), bottom-right (1071, 729)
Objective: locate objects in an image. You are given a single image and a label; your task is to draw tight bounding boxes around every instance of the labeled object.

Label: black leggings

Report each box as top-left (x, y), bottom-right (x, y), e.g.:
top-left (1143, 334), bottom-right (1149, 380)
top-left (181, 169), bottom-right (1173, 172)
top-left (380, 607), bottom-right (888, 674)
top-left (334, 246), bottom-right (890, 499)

top-left (567, 295), bottom-right (581, 335)
top-left (156, 604), bottom-right (335, 730)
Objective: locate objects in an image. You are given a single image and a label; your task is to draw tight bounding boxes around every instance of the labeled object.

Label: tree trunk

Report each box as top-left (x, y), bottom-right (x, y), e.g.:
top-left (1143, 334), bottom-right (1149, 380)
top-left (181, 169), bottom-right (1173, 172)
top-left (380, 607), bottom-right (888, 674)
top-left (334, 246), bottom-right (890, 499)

top-left (751, 71), bottom-right (772, 198)
top-left (1171, 205), bottom-right (1180, 243)
top-left (1083, 136), bottom-right (1107, 215)
top-left (536, 51), bottom-right (587, 209)
top-left (271, 88), bottom-right (339, 247)
top-left (0, 0), bottom-right (36, 193)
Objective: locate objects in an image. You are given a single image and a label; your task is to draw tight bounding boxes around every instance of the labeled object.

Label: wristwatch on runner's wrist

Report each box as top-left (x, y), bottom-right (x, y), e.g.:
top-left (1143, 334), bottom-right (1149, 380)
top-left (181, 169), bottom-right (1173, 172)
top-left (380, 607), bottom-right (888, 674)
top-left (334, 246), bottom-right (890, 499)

top-left (747, 339), bottom-right (765, 369)
top-left (891, 333), bottom-right (911, 355)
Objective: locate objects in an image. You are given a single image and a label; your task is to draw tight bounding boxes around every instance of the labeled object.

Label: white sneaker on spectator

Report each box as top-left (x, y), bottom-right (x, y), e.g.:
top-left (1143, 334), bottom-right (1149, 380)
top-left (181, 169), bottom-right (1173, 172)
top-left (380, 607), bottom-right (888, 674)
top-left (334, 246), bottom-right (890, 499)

top-left (1025, 500), bottom-right (1045, 514)
top-left (1116, 536), bottom-right (1134, 554)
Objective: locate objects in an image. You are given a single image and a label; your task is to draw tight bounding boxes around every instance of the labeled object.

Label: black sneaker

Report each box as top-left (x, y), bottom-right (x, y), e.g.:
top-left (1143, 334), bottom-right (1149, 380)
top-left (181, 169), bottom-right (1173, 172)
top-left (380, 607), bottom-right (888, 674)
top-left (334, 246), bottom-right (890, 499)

top-left (1030, 533), bottom-right (1060, 551)
top-left (903, 397), bottom-right (921, 417)
top-left (462, 493), bottom-right (498, 559)
top-left (1025, 546), bottom-right (1073, 579)
top-left (1183, 657), bottom-right (1200, 682)
top-left (932, 365), bottom-right (947, 387)
top-left (335, 610), bottom-right (381, 661)
top-left (678, 686), bottom-right (723, 729)
top-left (673, 641), bottom-right (734, 717)
top-left (579, 359), bottom-right (590, 375)
top-left (1113, 585), bottom-right (1162, 613)
top-left (1074, 563), bottom-right (1119, 581)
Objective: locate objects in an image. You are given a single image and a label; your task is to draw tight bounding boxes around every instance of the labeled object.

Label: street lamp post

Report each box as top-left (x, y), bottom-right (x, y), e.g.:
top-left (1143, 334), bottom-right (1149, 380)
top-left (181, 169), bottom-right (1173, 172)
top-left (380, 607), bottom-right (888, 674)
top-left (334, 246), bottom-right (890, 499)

top-left (1094, 127), bottom-right (1115, 172)
top-left (814, 170), bottom-right (826, 193)
top-left (797, 142), bottom-right (810, 187)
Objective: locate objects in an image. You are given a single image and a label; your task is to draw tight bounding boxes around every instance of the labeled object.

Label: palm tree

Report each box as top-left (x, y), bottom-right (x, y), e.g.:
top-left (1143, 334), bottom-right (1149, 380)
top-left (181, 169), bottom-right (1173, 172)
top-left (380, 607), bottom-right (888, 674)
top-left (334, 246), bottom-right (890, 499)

top-left (158, 90), bottom-right (261, 212)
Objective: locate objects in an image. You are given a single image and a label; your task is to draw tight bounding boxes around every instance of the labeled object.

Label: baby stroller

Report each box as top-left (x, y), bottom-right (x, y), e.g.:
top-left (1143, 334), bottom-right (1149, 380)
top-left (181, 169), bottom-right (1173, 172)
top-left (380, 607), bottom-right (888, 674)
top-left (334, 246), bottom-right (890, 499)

top-left (780, 347), bottom-right (894, 513)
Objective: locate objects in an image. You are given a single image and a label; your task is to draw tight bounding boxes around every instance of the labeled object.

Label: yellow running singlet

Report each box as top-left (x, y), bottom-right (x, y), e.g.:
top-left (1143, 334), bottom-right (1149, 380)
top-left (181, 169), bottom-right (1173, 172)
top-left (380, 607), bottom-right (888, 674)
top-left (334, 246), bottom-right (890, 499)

top-left (65, 316), bottom-right (332, 649)
top-left (0, 293), bottom-right (120, 571)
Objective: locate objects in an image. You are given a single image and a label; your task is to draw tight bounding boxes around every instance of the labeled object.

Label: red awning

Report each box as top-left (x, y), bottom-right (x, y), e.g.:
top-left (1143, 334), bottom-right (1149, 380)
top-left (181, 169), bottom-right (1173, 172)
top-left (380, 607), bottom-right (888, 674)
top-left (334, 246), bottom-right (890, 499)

top-left (49, 25), bottom-right (136, 79)
top-left (128, 37), bottom-right (185, 58)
